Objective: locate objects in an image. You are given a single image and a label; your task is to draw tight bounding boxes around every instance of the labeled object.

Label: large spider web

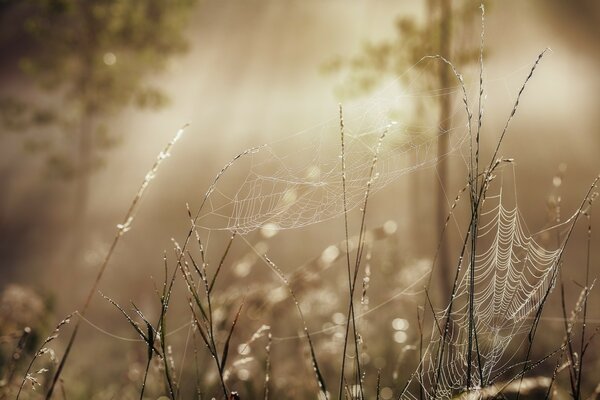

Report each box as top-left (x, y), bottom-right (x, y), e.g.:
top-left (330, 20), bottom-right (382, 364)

top-left (194, 61), bottom-right (474, 234)
top-left (405, 177), bottom-right (564, 399)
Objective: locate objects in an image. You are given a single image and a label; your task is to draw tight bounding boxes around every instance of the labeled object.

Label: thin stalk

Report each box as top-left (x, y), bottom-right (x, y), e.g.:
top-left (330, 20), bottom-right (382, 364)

top-left (467, 48), bottom-right (549, 395)
top-left (337, 104), bottom-right (376, 400)
top-left (17, 314), bottom-right (74, 400)
top-left (209, 232), bottom-right (236, 294)
top-left (576, 208), bottom-right (592, 399)
top-left (263, 332), bottom-right (272, 400)
top-left (515, 175), bottom-right (599, 400)
top-left (417, 308), bottom-right (425, 400)
top-left (45, 125), bottom-right (188, 399)
top-left (338, 104), bottom-right (360, 400)
top-left (181, 241), bottom-right (229, 399)
top-left (432, 163), bottom-right (503, 398)
top-left (262, 254), bottom-right (328, 399)
top-left (376, 370), bottom-right (382, 400)
top-left (189, 303), bottom-right (228, 398)
top-left (149, 146), bottom-right (260, 399)
top-left (560, 278), bottom-right (578, 396)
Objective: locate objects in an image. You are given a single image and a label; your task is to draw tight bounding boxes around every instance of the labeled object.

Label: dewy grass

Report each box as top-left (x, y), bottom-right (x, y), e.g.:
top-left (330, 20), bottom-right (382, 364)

top-left (337, 103), bottom-right (386, 400)
top-left (16, 313), bottom-right (74, 400)
top-left (14, 5), bottom-right (600, 400)
top-left (44, 124), bottom-right (189, 399)
top-left (515, 175), bottom-right (599, 400)
top-left (429, 44), bottom-right (552, 398)
top-left (262, 254), bottom-right (329, 399)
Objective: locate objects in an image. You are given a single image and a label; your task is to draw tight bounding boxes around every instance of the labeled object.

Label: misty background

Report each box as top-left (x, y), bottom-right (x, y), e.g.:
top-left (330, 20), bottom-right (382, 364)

top-left (0, 0), bottom-right (599, 397)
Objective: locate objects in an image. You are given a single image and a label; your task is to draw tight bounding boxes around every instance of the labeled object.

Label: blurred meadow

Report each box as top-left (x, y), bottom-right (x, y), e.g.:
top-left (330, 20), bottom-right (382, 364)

top-left (1, 1), bottom-right (600, 399)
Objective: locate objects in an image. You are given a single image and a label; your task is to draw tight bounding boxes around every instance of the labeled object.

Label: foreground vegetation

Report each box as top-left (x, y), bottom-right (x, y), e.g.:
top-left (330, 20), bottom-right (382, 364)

top-left (1, 7), bottom-right (600, 400)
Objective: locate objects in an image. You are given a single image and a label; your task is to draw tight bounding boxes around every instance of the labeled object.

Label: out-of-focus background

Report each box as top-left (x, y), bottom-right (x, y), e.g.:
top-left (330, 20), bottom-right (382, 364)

top-left (1, 1), bottom-right (599, 399)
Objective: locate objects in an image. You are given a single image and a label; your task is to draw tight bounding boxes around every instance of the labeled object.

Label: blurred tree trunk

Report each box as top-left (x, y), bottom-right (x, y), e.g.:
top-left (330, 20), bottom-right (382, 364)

top-left (436, 0), bottom-right (452, 297)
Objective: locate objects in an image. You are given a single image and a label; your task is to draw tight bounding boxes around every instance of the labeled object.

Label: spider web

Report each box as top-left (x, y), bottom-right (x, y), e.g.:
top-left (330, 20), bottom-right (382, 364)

top-left (194, 60), bottom-right (473, 235)
top-left (405, 175), bottom-right (564, 399)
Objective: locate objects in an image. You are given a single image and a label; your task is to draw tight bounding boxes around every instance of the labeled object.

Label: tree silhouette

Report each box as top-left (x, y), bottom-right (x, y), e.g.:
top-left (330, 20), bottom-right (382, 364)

top-left (0, 0), bottom-right (196, 262)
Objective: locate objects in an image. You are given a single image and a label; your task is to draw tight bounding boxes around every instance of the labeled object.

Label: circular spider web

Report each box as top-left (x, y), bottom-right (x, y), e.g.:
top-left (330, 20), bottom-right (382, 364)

top-left (405, 176), bottom-right (564, 399)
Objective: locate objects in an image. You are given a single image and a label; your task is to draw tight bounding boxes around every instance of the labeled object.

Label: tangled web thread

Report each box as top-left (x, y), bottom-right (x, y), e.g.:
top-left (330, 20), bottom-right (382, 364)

top-left (196, 77), bottom-right (471, 234)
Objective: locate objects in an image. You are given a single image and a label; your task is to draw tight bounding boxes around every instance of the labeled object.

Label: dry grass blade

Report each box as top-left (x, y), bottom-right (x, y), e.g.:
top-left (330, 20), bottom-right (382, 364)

top-left (485, 48), bottom-right (549, 176)
top-left (516, 175), bottom-right (599, 399)
top-left (560, 280), bottom-right (578, 396)
top-left (101, 293), bottom-right (145, 338)
top-left (131, 303), bottom-right (158, 400)
top-left (263, 254), bottom-right (329, 399)
top-left (45, 124), bottom-right (188, 399)
top-left (131, 302), bottom-right (157, 359)
top-left (175, 145), bottom-right (264, 287)
top-left (376, 370), bottom-right (381, 400)
top-left (577, 202), bottom-right (595, 399)
top-left (17, 313), bottom-right (74, 400)
top-left (338, 103), bottom-right (355, 400)
top-left (100, 292), bottom-right (166, 400)
top-left (188, 301), bottom-right (211, 355)
top-left (159, 264), bottom-right (178, 399)
top-left (209, 232), bottom-right (236, 294)
top-left (424, 31), bottom-right (492, 390)
top-left (220, 299), bottom-right (245, 375)
top-left (180, 256), bottom-right (210, 322)
top-left (151, 146), bottom-right (263, 399)
top-left (338, 103), bottom-right (387, 400)
top-left (185, 245), bottom-right (237, 400)
top-left (263, 332), bottom-right (272, 400)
